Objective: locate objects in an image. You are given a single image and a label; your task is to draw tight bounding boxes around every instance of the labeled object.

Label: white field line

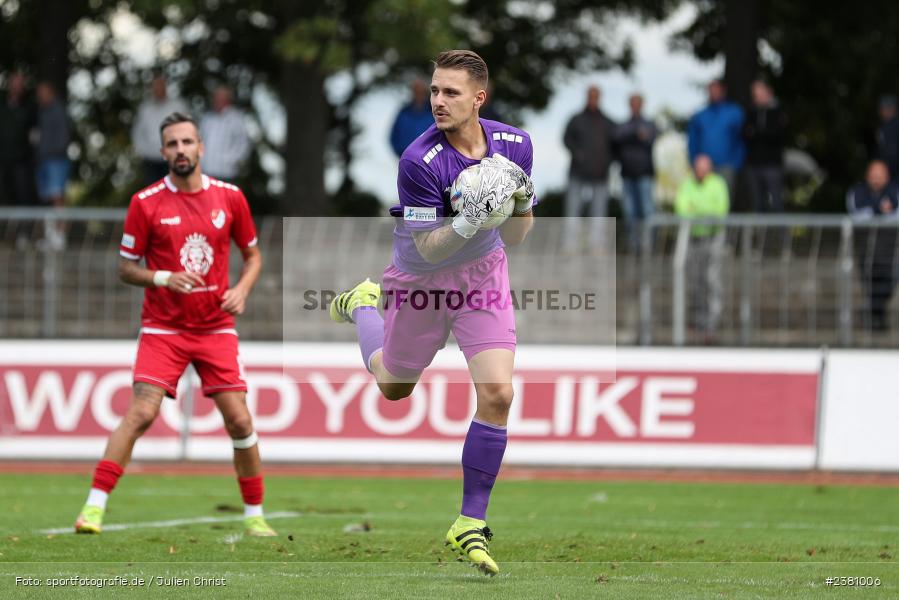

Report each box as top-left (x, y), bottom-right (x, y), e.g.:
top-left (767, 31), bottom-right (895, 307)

top-left (356, 511), bottom-right (899, 534)
top-left (3, 487), bottom-right (204, 498)
top-left (38, 511), bottom-right (302, 535)
top-left (35, 510), bottom-right (899, 537)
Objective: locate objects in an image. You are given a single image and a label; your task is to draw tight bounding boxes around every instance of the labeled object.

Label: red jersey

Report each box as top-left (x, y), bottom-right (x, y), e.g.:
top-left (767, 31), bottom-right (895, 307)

top-left (119, 174), bottom-right (258, 332)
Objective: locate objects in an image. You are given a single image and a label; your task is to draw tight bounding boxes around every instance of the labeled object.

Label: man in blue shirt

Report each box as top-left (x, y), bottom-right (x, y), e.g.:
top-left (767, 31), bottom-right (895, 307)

top-left (389, 79), bottom-right (435, 157)
top-left (688, 80), bottom-right (745, 197)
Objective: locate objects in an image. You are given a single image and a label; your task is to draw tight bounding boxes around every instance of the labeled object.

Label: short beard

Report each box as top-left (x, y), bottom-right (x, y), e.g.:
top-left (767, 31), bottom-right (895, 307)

top-left (170, 159), bottom-right (197, 177)
top-left (437, 112), bottom-right (477, 134)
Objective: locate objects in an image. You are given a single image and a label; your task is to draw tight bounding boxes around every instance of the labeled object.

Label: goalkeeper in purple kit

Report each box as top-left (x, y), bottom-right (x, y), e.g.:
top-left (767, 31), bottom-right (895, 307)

top-left (328, 50), bottom-right (535, 575)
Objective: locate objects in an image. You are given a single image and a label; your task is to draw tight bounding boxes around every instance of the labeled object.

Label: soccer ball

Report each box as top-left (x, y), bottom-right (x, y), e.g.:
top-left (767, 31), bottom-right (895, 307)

top-left (450, 163), bottom-right (516, 229)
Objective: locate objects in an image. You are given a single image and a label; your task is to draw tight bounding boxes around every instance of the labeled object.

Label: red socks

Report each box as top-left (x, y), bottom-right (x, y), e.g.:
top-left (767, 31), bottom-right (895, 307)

top-left (91, 460), bottom-right (124, 493)
top-left (238, 475), bottom-right (264, 506)
top-left (91, 462), bottom-right (263, 506)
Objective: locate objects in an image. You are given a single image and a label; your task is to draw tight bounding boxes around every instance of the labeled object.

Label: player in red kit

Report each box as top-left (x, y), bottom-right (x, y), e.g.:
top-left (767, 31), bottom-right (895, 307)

top-left (74, 112), bottom-right (276, 536)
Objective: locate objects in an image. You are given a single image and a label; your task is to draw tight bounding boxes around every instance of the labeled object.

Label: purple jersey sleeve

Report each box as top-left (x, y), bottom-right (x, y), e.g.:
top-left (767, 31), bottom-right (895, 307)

top-left (523, 136), bottom-right (538, 206)
top-left (518, 136), bottom-right (533, 177)
top-left (508, 133), bottom-right (538, 206)
top-left (397, 158), bottom-right (445, 231)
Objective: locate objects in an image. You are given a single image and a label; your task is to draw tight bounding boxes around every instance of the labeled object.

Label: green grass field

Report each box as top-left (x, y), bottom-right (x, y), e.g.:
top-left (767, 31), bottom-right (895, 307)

top-left (0, 471), bottom-right (897, 598)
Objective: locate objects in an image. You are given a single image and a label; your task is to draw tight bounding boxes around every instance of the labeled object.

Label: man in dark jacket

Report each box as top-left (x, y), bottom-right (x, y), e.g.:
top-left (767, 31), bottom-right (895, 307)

top-left (615, 93), bottom-right (656, 251)
top-left (847, 160), bottom-right (899, 331)
top-left (0, 71), bottom-right (35, 206)
top-left (562, 85), bottom-right (616, 252)
top-left (876, 95), bottom-right (899, 182)
top-left (743, 79), bottom-right (787, 212)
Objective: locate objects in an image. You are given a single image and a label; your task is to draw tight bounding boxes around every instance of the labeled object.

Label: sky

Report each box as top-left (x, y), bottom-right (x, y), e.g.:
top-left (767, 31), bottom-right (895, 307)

top-left (343, 4), bottom-right (723, 200)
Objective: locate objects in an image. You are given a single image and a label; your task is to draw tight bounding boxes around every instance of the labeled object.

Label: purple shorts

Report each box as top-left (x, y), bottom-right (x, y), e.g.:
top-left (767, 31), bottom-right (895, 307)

top-left (381, 248), bottom-right (516, 377)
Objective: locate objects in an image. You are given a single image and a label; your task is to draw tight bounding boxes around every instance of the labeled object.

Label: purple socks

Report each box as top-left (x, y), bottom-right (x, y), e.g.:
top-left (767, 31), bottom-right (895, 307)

top-left (353, 307), bottom-right (384, 372)
top-left (460, 419), bottom-right (508, 520)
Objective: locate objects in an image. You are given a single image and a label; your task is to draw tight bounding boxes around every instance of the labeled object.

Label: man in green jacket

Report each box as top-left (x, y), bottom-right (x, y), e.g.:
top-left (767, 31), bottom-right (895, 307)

top-left (675, 154), bottom-right (730, 342)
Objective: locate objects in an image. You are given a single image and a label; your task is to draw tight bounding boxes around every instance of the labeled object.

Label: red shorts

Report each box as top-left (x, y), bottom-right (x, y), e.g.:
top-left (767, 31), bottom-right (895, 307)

top-left (133, 329), bottom-right (246, 398)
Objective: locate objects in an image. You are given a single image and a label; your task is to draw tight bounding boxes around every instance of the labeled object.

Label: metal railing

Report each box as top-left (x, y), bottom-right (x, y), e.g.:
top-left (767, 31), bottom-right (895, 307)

top-left (1, 209), bottom-right (897, 347)
top-left (633, 214), bottom-right (899, 347)
top-left (0, 208), bottom-right (283, 340)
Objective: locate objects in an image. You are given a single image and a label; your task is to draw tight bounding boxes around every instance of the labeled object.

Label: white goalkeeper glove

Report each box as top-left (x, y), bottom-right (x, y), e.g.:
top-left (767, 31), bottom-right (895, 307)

top-left (452, 164), bottom-right (508, 239)
top-left (483, 153), bottom-right (535, 215)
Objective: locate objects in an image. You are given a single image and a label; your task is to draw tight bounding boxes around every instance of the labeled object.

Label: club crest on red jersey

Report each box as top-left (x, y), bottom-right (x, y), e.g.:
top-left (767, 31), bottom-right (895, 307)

top-left (180, 233), bottom-right (214, 276)
top-left (211, 209), bottom-right (226, 229)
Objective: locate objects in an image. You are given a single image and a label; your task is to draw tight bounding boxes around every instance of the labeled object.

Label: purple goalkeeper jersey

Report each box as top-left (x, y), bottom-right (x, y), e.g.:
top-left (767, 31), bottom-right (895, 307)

top-left (389, 118), bottom-right (535, 274)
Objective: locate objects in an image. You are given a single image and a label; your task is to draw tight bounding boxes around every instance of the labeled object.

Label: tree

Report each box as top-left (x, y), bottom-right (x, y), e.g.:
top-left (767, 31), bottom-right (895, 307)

top-left (271, 0), bottom-right (675, 212)
top-left (1, 0), bottom-right (677, 214)
top-left (273, 0), bottom-right (454, 215)
top-left (0, 0), bottom-right (83, 96)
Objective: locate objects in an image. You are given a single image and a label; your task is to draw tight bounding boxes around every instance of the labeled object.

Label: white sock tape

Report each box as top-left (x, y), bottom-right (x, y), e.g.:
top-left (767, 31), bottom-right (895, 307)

top-left (232, 431), bottom-right (258, 449)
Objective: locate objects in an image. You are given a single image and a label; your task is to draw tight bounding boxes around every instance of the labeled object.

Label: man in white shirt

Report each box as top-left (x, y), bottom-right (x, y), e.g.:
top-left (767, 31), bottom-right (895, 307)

top-left (199, 85), bottom-right (251, 181)
top-left (131, 76), bottom-right (188, 186)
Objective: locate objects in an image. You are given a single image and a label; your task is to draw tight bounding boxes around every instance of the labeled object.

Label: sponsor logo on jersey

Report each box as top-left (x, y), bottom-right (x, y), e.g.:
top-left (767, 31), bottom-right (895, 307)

top-left (211, 209), bottom-right (226, 229)
top-left (160, 216), bottom-right (181, 225)
top-left (404, 206), bottom-right (437, 222)
top-left (180, 233), bottom-right (214, 276)
top-left (121, 233), bottom-right (136, 249)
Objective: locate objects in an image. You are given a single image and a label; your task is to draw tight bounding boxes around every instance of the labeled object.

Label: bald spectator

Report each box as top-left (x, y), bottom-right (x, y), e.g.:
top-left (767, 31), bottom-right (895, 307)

top-left (132, 75), bottom-right (188, 186)
top-left (615, 93), bottom-right (657, 251)
top-left (389, 78), bottom-right (434, 157)
top-left (0, 71), bottom-right (35, 206)
top-left (199, 85), bottom-right (251, 181)
top-left (743, 79), bottom-right (787, 212)
top-left (562, 85), bottom-right (616, 253)
top-left (675, 154), bottom-right (730, 343)
top-left (847, 160), bottom-right (899, 331)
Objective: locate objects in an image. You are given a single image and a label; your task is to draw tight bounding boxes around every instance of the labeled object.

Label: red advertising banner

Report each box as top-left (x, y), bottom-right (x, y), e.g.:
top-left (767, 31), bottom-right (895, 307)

top-left (0, 343), bottom-right (820, 468)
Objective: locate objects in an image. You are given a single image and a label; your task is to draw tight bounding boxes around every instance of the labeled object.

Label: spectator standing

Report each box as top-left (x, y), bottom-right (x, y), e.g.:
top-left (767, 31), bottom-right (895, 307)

top-left (389, 79), bottom-right (434, 157)
top-left (615, 93), bottom-right (657, 251)
top-left (687, 80), bottom-right (744, 197)
top-left (199, 85), bottom-right (251, 181)
top-left (847, 160), bottom-right (899, 331)
top-left (35, 80), bottom-right (71, 250)
top-left (876, 95), bottom-right (899, 182)
top-left (675, 154), bottom-right (730, 343)
top-left (743, 79), bottom-right (787, 212)
top-left (0, 71), bottom-right (35, 206)
top-left (562, 85), bottom-right (616, 253)
top-left (131, 75), bottom-right (188, 186)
